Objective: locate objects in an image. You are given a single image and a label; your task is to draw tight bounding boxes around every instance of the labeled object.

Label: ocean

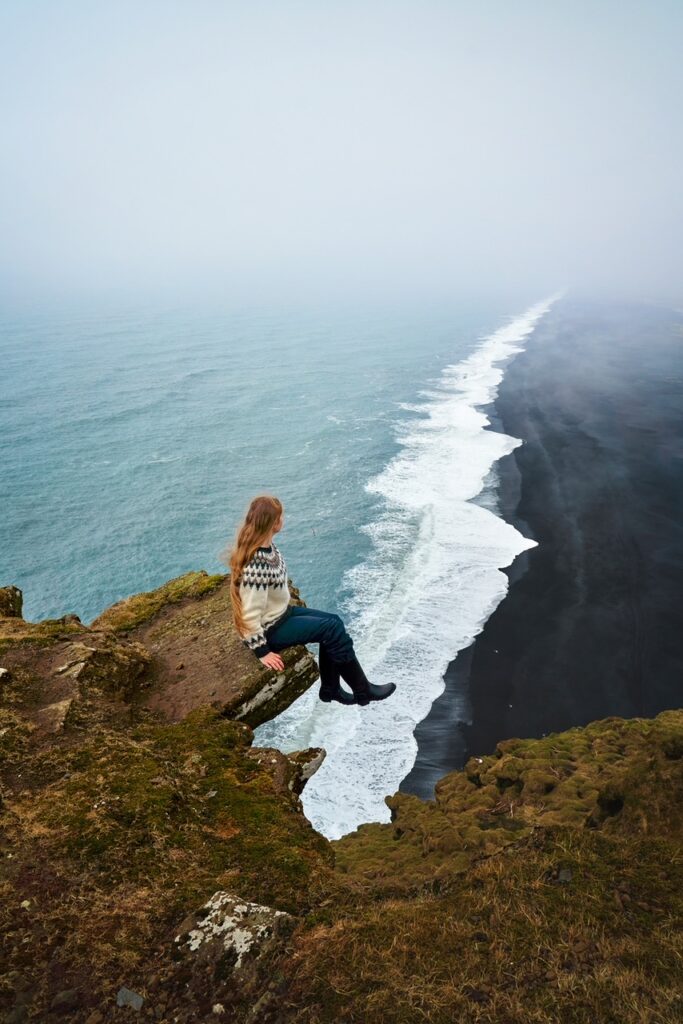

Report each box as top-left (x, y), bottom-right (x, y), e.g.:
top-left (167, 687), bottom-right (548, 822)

top-left (1, 291), bottom-right (560, 839)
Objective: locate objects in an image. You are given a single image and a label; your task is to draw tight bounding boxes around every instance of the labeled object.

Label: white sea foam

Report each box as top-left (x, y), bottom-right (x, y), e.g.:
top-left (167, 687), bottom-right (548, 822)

top-left (254, 292), bottom-right (563, 839)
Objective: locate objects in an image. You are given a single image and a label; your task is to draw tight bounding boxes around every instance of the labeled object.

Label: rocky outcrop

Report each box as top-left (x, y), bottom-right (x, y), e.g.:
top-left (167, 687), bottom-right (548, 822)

top-left (0, 585), bottom-right (22, 618)
top-left (0, 572), bottom-right (319, 738)
top-left (90, 571), bottom-right (318, 727)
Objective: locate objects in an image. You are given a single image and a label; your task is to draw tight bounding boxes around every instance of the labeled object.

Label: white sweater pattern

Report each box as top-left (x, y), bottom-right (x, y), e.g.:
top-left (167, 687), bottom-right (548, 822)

top-left (238, 544), bottom-right (290, 657)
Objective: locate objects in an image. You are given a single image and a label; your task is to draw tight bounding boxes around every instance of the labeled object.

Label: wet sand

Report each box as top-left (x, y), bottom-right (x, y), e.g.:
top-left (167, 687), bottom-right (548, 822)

top-left (401, 296), bottom-right (683, 799)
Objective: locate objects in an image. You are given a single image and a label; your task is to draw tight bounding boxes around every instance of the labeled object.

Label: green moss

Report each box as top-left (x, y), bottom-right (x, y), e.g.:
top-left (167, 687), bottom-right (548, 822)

top-left (16, 706), bottom-right (331, 908)
top-left (333, 708), bottom-right (683, 896)
top-left (0, 702), bottom-right (336, 1018)
top-left (90, 570), bottom-right (225, 633)
top-left (0, 617), bottom-right (84, 656)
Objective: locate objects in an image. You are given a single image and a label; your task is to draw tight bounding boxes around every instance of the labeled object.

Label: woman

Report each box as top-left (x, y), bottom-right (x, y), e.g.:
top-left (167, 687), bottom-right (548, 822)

top-left (222, 494), bottom-right (396, 706)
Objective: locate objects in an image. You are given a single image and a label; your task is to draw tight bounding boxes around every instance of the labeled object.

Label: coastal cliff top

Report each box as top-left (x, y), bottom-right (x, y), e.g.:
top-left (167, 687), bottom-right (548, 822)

top-left (0, 570), bottom-right (317, 734)
top-left (1, 577), bottom-right (682, 1023)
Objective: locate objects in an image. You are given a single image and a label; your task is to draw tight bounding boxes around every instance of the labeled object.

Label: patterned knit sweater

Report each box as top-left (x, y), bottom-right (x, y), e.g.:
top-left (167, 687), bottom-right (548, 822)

top-left (237, 543), bottom-right (291, 658)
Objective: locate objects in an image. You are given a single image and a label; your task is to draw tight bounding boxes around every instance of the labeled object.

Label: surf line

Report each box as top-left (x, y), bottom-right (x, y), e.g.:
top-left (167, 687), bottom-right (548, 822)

top-left (297, 292), bottom-right (564, 840)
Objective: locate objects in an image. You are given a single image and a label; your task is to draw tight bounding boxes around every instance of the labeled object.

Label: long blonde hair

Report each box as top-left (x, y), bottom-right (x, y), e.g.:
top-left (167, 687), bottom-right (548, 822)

top-left (221, 494), bottom-right (283, 638)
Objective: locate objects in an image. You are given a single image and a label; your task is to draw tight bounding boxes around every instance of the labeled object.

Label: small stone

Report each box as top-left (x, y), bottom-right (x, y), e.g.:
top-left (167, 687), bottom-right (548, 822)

top-left (34, 698), bottom-right (74, 734)
top-left (85, 1011), bottom-right (104, 1024)
top-left (212, 1006), bottom-right (225, 1016)
top-left (116, 987), bottom-right (144, 1011)
top-left (558, 867), bottom-right (573, 883)
top-left (50, 989), bottom-right (80, 1013)
top-left (20, 899), bottom-right (31, 909)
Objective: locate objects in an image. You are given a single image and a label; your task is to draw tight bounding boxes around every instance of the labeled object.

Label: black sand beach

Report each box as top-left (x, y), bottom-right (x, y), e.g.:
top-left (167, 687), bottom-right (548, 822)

top-left (401, 296), bottom-right (683, 799)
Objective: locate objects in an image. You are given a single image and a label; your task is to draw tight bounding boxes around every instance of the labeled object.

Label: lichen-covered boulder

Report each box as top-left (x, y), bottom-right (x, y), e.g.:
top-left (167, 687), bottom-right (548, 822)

top-left (160, 892), bottom-right (295, 1018)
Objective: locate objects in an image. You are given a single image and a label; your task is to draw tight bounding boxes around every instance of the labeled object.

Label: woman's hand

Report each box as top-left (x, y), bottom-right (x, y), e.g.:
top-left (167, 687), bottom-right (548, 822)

top-left (260, 651), bottom-right (285, 672)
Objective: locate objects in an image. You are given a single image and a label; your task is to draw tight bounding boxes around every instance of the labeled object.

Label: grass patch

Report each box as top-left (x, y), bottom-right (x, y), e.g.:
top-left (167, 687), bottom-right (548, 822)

top-left (282, 826), bottom-right (683, 1024)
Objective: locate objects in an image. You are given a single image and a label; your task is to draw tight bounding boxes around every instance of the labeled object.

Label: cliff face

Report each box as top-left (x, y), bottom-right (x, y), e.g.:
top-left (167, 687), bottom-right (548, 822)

top-left (1, 575), bottom-right (682, 1024)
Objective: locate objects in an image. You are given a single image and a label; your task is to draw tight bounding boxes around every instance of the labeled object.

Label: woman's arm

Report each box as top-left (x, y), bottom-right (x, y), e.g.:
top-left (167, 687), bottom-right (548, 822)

top-left (238, 579), bottom-right (272, 658)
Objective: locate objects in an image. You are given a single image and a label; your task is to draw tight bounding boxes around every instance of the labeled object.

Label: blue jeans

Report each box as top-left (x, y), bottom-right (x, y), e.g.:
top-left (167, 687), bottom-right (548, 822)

top-left (264, 605), bottom-right (355, 663)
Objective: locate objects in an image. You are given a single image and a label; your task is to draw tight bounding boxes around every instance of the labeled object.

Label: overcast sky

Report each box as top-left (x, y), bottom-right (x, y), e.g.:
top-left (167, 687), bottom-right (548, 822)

top-left (1, 1), bottom-right (681, 307)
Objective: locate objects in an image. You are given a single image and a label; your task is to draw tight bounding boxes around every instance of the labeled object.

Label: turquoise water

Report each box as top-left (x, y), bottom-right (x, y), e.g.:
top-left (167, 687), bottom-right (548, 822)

top-left (2, 291), bottom-right (558, 837)
top-left (2, 298), bottom-right (509, 621)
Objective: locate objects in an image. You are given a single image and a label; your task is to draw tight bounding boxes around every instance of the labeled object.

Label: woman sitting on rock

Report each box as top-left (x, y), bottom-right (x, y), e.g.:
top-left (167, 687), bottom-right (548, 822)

top-left (224, 493), bottom-right (395, 706)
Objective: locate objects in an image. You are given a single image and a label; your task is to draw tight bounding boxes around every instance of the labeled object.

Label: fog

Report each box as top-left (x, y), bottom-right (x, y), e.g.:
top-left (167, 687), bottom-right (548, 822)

top-left (1, 1), bottom-right (681, 308)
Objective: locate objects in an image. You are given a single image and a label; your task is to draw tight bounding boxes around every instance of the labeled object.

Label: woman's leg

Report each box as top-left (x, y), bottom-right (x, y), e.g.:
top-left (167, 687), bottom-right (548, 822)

top-left (337, 654), bottom-right (396, 705)
top-left (318, 643), bottom-right (355, 704)
top-left (265, 606), bottom-right (355, 663)
top-left (318, 643), bottom-right (340, 693)
top-left (265, 606), bottom-right (394, 704)
top-left (265, 607), bottom-right (357, 704)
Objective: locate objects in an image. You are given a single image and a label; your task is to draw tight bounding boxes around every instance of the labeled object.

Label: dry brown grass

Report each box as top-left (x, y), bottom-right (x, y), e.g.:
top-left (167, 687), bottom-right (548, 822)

top-left (277, 710), bottom-right (683, 1024)
top-left (280, 825), bottom-right (682, 1024)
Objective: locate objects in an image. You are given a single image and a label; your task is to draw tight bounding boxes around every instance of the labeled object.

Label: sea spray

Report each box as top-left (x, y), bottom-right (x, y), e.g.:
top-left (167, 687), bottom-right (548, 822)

top-left (254, 293), bottom-right (563, 839)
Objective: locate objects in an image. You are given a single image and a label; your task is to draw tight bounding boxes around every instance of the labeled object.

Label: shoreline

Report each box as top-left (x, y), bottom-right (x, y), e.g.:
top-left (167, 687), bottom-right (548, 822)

top-left (401, 296), bottom-right (683, 799)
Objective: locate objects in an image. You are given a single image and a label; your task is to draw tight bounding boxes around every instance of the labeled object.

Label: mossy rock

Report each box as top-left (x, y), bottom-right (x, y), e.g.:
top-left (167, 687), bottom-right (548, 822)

top-left (90, 570), bottom-right (225, 633)
top-left (333, 709), bottom-right (683, 893)
top-left (0, 615), bottom-right (85, 657)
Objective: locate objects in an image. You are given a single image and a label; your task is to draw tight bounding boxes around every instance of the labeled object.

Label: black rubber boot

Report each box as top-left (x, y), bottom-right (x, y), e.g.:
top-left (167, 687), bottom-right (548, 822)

top-left (337, 654), bottom-right (396, 706)
top-left (318, 645), bottom-right (356, 705)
